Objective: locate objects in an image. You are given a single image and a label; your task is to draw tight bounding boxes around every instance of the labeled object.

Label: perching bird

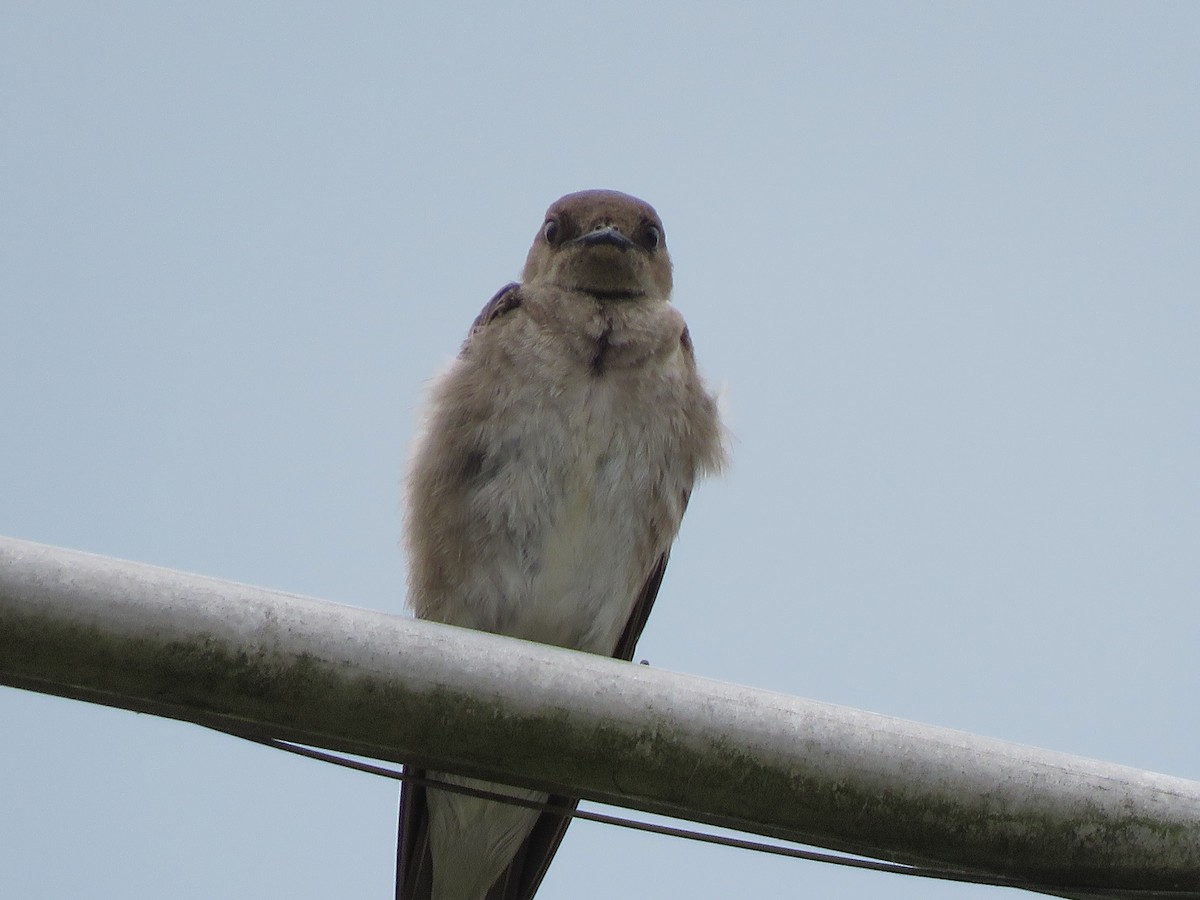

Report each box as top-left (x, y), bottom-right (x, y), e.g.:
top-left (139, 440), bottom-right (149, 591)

top-left (397, 189), bottom-right (725, 900)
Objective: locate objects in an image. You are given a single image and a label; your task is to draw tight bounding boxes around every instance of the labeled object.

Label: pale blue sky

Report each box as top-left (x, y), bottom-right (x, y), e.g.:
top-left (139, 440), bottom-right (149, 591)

top-left (2, 3), bottom-right (1198, 897)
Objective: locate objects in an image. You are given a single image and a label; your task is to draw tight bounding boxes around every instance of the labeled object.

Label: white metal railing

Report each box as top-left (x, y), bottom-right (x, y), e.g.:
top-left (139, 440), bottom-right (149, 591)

top-left (2, 534), bottom-right (1198, 898)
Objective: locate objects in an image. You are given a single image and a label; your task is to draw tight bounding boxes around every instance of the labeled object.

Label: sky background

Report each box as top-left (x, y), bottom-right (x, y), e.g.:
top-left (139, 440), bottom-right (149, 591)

top-left (2, 3), bottom-right (1198, 897)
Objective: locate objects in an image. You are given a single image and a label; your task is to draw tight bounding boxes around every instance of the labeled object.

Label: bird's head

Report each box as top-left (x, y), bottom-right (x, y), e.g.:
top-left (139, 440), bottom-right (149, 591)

top-left (522, 189), bottom-right (672, 301)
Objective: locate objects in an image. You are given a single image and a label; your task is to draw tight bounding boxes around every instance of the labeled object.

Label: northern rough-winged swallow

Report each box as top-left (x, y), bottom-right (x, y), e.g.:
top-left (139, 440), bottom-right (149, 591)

top-left (396, 189), bottom-right (725, 900)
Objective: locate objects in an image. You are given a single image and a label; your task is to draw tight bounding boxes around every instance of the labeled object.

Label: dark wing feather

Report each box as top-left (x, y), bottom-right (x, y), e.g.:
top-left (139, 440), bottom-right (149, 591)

top-left (465, 282), bottom-right (522, 343)
top-left (613, 550), bottom-right (670, 663)
top-left (395, 775), bottom-right (432, 900)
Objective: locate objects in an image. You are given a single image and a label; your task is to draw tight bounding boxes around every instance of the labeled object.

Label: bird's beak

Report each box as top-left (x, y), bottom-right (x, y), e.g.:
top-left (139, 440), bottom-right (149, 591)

top-left (575, 225), bottom-right (635, 251)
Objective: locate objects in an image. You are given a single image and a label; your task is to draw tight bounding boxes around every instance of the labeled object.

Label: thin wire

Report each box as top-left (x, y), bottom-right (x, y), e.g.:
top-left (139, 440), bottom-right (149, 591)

top-left (206, 725), bottom-right (1200, 897)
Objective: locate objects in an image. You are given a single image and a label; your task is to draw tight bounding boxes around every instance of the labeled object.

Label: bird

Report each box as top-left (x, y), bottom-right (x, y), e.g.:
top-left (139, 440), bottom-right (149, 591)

top-left (396, 189), bottom-right (725, 900)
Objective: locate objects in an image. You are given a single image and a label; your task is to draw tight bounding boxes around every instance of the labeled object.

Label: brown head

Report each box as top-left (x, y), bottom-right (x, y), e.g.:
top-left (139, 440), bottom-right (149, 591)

top-left (521, 189), bottom-right (673, 301)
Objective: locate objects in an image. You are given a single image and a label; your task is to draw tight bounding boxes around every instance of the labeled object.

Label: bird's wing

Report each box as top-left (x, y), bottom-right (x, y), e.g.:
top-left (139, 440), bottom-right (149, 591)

top-left (396, 553), bottom-right (674, 900)
top-left (396, 779), bottom-right (432, 900)
top-left (613, 547), bottom-right (671, 663)
top-left (397, 282), bottom-right (524, 900)
top-left (464, 282), bottom-right (522, 347)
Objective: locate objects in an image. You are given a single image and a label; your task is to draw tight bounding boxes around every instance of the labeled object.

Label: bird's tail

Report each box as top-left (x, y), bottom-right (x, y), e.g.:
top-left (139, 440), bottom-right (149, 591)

top-left (396, 769), bottom-right (576, 900)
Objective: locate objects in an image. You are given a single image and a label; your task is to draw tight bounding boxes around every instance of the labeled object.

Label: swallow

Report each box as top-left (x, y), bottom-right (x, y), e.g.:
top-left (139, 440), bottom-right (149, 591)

top-left (398, 189), bottom-right (725, 899)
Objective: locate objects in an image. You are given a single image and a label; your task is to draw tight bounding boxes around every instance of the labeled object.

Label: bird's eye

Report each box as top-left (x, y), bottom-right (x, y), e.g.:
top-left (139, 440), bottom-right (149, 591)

top-left (642, 224), bottom-right (661, 250)
top-left (543, 219), bottom-right (560, 244)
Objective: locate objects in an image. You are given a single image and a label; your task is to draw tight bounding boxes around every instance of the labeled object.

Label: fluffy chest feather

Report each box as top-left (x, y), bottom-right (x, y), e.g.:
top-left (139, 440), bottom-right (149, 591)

top-left (486, 367), bottom-right (685, 652)
top-left (406, 287), bottom-right (717, 657)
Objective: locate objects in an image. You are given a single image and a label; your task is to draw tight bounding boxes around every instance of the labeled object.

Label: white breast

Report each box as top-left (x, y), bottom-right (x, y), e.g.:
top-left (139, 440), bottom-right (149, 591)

top-left (499, 375), bottom-right (666, 653)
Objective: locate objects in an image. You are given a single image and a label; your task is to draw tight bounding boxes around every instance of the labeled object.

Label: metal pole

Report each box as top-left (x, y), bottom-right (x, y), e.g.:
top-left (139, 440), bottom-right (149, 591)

top-left (1, 534), bottom-right (1198, 897)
